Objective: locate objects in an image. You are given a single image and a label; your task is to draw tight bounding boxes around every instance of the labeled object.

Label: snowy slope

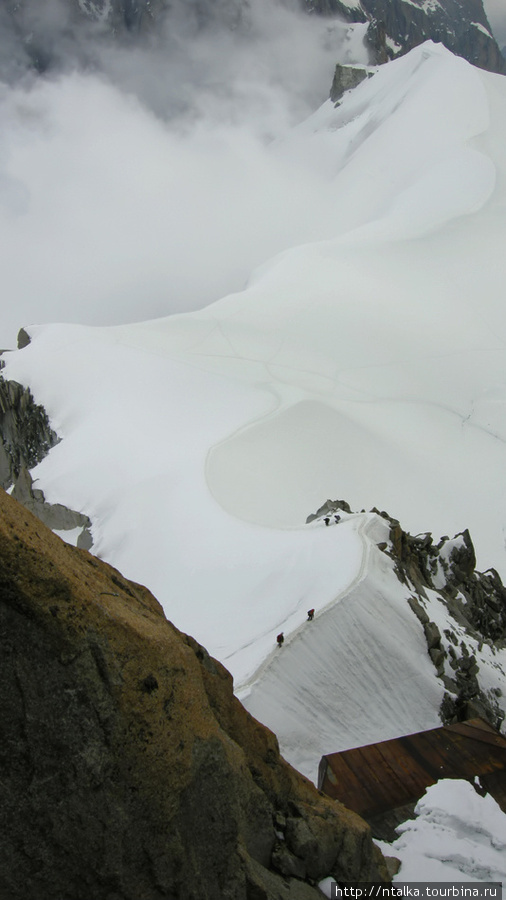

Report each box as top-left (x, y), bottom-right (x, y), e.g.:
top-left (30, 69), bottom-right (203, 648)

top-left (238, 513), bottom-right (446, 778)
top-left (3, 43), bottom-right (506, 805)
top-left (375, 779), bottom-right (506, 883)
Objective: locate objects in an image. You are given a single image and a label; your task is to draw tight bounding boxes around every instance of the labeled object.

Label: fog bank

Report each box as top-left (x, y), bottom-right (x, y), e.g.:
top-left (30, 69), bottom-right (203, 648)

top-left (0, 0), bottom-right (368, 347)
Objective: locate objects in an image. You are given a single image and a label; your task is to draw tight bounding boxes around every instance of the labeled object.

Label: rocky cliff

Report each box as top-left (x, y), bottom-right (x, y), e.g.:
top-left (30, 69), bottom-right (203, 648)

top-left (383, 512), bottom-right (506, 729)
top-left (308, 0), bottom-right (506, 74)
top-left (2, 0), bottom-right (504, 78)
top-left (308, 499), bottom-right (506, 733)
top-left (0, 368), bottom-right (58, 489)
top-left (0, 365), bottom-right (92, 547)
top-left (0, 488), bottom-right (388, 900)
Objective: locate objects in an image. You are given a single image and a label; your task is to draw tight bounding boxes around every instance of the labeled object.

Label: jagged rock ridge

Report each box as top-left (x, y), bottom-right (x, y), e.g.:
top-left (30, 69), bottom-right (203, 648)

top-left (308, 0), bottom-right (506, 74)
top-left (383, 513), bottom-right (506, 729)
top-left (0, 368), bottom-right (58, 489)
top-left (0, 361), bottom-right (92, 547)
top-left (0, 489), bottom-right (388, 899)
top-left (309, 500), bottom-right (506, 732)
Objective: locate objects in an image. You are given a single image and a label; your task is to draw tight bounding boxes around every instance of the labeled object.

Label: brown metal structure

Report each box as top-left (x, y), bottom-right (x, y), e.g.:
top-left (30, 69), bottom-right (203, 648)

top-left (318, 718), bottom-right (506, 839)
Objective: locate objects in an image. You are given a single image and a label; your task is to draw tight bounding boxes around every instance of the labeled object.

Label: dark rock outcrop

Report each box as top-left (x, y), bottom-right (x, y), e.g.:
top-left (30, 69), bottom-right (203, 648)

top-left (306, 0), bottom-right (367, 24)
top-left (330, 64), bottom-right (370, 103)
top-left (374, 508), bottom-right (506, 731)
top-left (11, 466), bottom-right (93, 549)
top-left (307, 0), bottom-right (506, 74)
top-left (0, 370), bottom-right (58, 489)
top-left (0, 489), bottom-right (388, 899)
top-left (359, 0), bottom-right (506, 73)
top-left (383, 515), bottom-right (506, 645)
top-left (306, 498), bottom-right (352, 523)
top-left (0, 366), bottom-right (92, 546)
top-left (308, 498), bottom-right (505, 732)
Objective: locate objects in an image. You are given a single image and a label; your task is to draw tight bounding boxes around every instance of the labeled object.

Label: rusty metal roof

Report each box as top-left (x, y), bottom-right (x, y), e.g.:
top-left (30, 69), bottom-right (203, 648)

top-left (319, 718), bottom-right (506, 822)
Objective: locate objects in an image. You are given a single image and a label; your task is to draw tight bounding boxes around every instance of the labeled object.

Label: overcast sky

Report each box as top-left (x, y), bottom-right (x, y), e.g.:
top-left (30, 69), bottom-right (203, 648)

top-left (483, 0), bottom-right (506, 45)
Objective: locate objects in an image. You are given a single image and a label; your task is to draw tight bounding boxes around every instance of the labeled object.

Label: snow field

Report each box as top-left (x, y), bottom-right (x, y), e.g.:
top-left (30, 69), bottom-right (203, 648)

top-left (5, 40), bottom-right (506, 706)
top-left (241, 517), bottom-right (445, 780)
top-left (3, 50), bottom-right (506, 878)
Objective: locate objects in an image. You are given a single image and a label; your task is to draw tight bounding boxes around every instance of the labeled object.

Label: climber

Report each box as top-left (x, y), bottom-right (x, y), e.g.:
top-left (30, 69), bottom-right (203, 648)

top-left (307, 609), bottom-right (315, 621)
top-left (276, 632), bottom-right (284, 647)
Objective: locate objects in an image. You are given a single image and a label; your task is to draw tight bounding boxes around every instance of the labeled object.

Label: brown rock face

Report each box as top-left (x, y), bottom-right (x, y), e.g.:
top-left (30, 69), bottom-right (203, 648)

top-left (0, 489), bottom-right (387, 899)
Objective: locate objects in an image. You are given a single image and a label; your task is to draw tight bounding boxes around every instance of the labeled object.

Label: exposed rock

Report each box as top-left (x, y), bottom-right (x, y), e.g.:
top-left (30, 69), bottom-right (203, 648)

top-left (306, 0), bottom-right (367, 24)
top-left (384, 856), bottom-right (401, 878)
top-left (0, 365), bottom-right (93, 547)
top-left (0, 370), bottom-right (59, 488)
top-left (11, 466), bottom-right (93, 549)
top-left (361, 0), bottom-right (504, 73)
top-left (17, 328), bottom-right (31, 349)
top-left (423, 621), bottom-right (442, 651)
top-left (429, 646), bottom-right (446, 677)
top-left (407, 594), bottom-right (430, 626)
top-left (309, 0), bottom-right (505, 74)
top-left (0, 489), bottom-right (388, 899)
top-left (306, 498), bottom-right (352, 524)
top-left (330, 64), bottom-right (370, 103)
top-left (271, 843), bottom-right (307, 880)
top-left (364, 18), bottom-right (391, 65)
top-left (375, 509), bottom-right (506, 731)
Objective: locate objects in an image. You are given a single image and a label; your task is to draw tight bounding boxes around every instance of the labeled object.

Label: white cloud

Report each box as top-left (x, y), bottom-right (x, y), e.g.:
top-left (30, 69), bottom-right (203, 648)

top-left (0, 1), bottom-right (366, 348)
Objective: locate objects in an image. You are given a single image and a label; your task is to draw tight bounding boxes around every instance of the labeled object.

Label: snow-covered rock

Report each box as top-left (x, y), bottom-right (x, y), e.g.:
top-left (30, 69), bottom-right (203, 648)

top-left (377, 779), bottom-right (506, 882)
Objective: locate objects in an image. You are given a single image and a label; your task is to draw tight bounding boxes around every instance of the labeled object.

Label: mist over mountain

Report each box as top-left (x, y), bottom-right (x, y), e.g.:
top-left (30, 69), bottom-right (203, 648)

top-left (0, 0), bottom-right (362, 347)
top-left (310, 0), bottom-right (505, 72)
top-left (1, 0), bottom-right (504, 84)
top-left (0, 0), bottom-right (504, 349)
